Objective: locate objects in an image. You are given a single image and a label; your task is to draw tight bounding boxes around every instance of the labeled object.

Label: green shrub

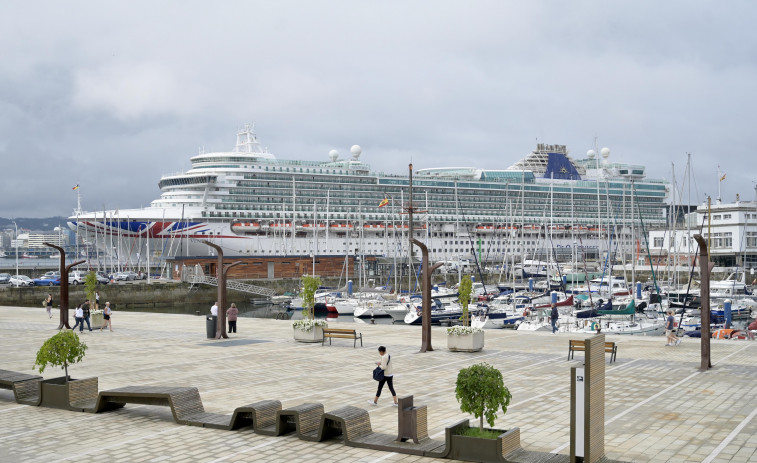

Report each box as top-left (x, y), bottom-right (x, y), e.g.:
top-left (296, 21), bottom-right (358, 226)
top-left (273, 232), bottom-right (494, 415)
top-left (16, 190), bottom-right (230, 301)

top-left (34, 330), bottom-right (87, 382)
top-left (455, 362), bottom-right (511, 430)
top-left (300, 275), bottom-right (321, 320)
top-left (458, 275), bottom-right (473, 326)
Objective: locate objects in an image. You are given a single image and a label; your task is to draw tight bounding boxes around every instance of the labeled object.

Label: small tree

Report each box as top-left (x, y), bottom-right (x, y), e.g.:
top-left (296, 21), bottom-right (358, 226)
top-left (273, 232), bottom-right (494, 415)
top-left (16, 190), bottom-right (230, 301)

top-left (301, 275), bottom-right (321, 320)
top-left (34, 330), bottom-right (88, 382)
top-left (458, 275), bottom-right (473, 326)
top-left (455, 362), bottom-right (511, 431)
top-left (84, 271), bottom-right (98, 308)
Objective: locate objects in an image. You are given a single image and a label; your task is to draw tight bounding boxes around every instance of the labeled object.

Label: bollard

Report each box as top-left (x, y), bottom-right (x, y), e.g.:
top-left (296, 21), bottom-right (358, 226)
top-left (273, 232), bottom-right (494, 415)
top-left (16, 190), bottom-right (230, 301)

top-left (528, 278), bottom-right (534, 292)
top-left (724, 299), bottom-right (732, 329)
top-left (636, 282), bottom-right (642, 299)
top-left (196, 311), bottom-right (200, 316)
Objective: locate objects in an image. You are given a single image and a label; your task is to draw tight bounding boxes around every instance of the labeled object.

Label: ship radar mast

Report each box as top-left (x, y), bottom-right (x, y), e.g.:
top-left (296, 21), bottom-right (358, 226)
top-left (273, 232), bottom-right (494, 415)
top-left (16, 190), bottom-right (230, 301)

top-left (234, 123), bottom-right (266, 154)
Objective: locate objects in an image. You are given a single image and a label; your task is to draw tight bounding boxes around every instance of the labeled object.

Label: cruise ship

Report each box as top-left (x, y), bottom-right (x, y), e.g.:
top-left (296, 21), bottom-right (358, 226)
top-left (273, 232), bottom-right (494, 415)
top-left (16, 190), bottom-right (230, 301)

top-left (68, 125), bottom-right (670, 267)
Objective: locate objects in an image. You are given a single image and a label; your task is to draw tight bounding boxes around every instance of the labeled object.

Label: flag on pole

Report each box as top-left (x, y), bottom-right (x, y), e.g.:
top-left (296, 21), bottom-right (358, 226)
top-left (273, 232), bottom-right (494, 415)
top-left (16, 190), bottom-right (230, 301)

top-left (378, 197), bottom-right (389, 208)
top-left (72, 184), bottom-right (80, 190)
top-left (719, 173), bottom-right (726, 182)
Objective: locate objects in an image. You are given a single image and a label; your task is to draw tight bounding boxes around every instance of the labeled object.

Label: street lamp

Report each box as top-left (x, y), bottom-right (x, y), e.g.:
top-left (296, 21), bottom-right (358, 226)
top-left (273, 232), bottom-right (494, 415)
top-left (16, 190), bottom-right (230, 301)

top-left (12, 220), bottom-right (18, 279)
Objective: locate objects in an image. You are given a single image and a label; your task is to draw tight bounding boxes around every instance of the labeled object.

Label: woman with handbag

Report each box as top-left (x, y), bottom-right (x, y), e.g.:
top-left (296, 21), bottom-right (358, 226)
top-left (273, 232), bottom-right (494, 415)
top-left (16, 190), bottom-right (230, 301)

top-left (369, 346), bottom-right (398, 406)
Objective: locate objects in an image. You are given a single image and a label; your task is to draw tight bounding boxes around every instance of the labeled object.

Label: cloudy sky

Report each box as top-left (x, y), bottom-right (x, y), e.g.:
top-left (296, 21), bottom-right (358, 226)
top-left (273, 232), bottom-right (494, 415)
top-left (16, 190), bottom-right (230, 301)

top-left (1, 1), bottom-right (756, 219)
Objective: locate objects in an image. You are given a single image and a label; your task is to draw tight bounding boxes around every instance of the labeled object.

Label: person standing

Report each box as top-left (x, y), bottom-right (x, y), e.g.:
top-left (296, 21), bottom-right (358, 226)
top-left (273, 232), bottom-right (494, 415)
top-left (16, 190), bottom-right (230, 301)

top-left (369, 346), bottom-right (398, 406)
top-left (665, 310), bottom-right (681, 346)
top-left (72, 304), bottom-right (84, 332)
top-left (45, 293), bottom-right (53, 319)
top-left (227, 303), bottom-right (238, 333)
top-left (100, 302), bottom-right (113, 331)
top-left (95, 291), bottom-right (100, 310)
top-left (210, 302), bottom-right (218, 316)
top-left (550, 303), bottom-right (559, 334)
top-left (82, 301), bottom-right (93, 331)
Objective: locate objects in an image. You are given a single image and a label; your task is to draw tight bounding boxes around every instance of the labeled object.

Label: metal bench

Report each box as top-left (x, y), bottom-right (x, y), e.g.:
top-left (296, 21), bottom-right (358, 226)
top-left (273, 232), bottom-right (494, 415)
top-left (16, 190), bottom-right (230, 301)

top-left (322, 328), bottom-right (363, 347)
top-left (568, 339), bottom-right (618, 363)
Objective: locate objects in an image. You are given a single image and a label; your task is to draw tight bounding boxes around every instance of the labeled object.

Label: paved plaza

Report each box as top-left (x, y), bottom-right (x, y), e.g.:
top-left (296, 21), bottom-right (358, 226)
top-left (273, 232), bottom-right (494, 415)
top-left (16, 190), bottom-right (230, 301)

top-left (1, 305), bottom-right (756, 462)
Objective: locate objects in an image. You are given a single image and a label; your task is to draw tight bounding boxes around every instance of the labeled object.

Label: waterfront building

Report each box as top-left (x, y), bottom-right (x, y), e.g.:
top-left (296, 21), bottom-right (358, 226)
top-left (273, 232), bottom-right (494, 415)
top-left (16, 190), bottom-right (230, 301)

top-left (69, 125), bottom-right (670, 271)
top-left (649, 196), bottom-right (757, 270)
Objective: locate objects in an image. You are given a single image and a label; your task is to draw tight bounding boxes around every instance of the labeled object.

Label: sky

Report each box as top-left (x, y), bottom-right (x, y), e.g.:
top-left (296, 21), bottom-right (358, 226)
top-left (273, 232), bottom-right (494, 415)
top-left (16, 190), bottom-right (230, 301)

top-left (1, 0), bottom-right (756, 219)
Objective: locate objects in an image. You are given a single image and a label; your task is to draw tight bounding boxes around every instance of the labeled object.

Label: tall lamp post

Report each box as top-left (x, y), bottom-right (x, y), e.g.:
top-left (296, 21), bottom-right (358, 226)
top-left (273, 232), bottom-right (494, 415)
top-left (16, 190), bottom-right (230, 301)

top-left (12, 220), bottom-right (18, 279)
top-left (201, 240), bottom-right (243, 339)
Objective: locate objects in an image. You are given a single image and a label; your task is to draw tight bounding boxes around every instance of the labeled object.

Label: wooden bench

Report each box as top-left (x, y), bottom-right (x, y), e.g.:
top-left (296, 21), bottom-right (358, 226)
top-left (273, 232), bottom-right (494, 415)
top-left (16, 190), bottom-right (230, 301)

top-left (568, 339), bottom-right (617, 363)
top-left (0, 369), bottom-right (43, 406)
top-left (322, 328), bottom-right (363, 347)
top-left (95, 386), bottom-right (231, 428)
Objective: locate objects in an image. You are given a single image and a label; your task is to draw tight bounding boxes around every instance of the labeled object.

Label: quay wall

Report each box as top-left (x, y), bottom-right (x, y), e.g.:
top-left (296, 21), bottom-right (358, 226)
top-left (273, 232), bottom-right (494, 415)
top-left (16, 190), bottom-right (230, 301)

top-left (0, 270), bottom-right (711, 311)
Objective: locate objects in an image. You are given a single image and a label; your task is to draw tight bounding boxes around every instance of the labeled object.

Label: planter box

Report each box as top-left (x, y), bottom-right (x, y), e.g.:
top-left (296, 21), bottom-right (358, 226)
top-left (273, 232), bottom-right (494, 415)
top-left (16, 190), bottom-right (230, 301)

top-left (91, 313), bottom-right (104, 327)
top-left (39, 376), bottom-right (100, 411)
top-left (447, 331), bottom-right (485, 352)
top-left (293, 325), bottom-right (324, 343)
top-left (446, 420), bottom-right (521, 463)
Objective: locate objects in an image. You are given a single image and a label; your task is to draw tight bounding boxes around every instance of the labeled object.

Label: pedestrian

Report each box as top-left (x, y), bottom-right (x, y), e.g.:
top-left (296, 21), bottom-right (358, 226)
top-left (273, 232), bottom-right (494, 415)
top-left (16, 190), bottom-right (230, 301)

top-left (210, 301), bottom-right (218, 316)
top-left (227, 303), bottom-right (238, 333)
top-left (665, 310), bottom-right (680, 346)
top-left (82, 301), bottom-right (93, 331)
top-left (369, 346), bottom-right (398, 407)
top-left (550, 303), bottom-right (559, 334)
top-left (95, 291), bottom-right (100, 310)
top-left (45, 293), bottom-right (53, 319)
top-left (72, 304), bottom-right (84, 332)
top-left (100, 302), bottom-right (113, 331)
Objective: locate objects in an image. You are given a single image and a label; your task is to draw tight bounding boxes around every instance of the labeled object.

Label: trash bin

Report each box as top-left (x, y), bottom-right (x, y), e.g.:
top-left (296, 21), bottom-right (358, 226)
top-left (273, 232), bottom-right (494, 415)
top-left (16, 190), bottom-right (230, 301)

top-left (206, 315), bottom-right (217, 338)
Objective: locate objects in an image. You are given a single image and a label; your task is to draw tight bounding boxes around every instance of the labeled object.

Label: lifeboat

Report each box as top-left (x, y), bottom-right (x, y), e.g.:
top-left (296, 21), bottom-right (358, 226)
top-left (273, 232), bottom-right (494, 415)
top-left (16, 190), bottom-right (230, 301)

top-left (330, 223), bottom-right (353, 230)
top-left (231, 222), bottom-right (261, 232)
top-left (301, 223), bottom-right (326, 232)
top-left (522, 225), bottom-right (541, 234)
top-left (387, 224), bottom-right (409, 230)
top-left (573, 226), bottom-right (589, 234)
top-left (270, 222), bottom-right (293, 230)
top-left (475, 225), bottom-right (495, 233)
top-left (496, 226), bottom-right (518, 231)
top-left (363, 223), bottom-right (386, 231)
top-left (548, 225), bottom-right (566, 233)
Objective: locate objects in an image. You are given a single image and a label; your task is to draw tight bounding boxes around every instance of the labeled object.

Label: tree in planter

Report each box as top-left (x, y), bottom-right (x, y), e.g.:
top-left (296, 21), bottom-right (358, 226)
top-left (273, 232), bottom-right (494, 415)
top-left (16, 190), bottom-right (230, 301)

top-left (84, 271), bottom-right (98, 308)
top-left (300, 275), bottom-right (321, 320)
top-left (455, 362), bottom-right (511, 431)
top-left (34, 330), bottom-right (88, 382)
top-left (458, 275), bottom-right (473, 326)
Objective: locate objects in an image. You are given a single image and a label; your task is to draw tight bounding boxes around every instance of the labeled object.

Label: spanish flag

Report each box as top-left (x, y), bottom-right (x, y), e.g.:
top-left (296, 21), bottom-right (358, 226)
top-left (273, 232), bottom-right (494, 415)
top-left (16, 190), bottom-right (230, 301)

top-left (378, 197), bottom-right (389, 208)
top-left (719, 173), bottom-right (726, 182)
top-left (72, 184), bottom-right (80, 190)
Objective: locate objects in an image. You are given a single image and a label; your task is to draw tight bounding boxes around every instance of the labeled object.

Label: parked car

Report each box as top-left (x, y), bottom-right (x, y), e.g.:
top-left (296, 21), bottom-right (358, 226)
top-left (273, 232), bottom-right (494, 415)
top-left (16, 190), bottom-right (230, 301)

top-left (68, 271), bottom-right (86, 285)
top-left (0, 273), bottom-right (10, 284)
top-left (32, 275), bottom-right (61, 286)
top-left (95, 273), bottom-right (109, 284)
top-left (10, 275), bottom-right (33, 286)
top-left (43, 271), bottom-right (61, 278)
top-left (114, 271), bottom-right (137, 281)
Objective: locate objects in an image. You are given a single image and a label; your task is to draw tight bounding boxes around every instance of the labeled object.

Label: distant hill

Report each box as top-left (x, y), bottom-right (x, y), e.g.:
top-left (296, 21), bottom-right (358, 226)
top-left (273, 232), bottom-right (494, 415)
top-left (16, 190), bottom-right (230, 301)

top-left (0, 217), bottom-right (68, 232)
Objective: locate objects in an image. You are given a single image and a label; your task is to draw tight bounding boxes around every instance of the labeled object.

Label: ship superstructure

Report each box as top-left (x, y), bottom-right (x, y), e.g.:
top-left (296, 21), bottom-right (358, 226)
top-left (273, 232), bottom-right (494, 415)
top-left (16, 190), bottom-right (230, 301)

top-left (69, 125), bottom-right (670, 268)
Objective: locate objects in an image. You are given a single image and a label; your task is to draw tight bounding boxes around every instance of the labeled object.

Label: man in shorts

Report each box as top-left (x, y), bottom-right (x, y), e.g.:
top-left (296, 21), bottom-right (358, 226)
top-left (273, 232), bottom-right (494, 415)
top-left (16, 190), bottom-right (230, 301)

top-left (665, 310), bottom-right (681, 346)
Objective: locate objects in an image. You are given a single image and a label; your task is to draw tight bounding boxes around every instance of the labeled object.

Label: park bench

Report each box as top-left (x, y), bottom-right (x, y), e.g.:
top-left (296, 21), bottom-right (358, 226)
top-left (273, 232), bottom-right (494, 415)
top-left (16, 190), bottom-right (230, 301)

top-left (568, 339), bottom-right (617, 363)
top-left (322, 328), bottom-right (363, 347)
top-left (276, 403), bottom-right (325, 441)
top-left (95, 386), bottom-right (231, 428)
top-left (0, 369), bottom-right (43, 406)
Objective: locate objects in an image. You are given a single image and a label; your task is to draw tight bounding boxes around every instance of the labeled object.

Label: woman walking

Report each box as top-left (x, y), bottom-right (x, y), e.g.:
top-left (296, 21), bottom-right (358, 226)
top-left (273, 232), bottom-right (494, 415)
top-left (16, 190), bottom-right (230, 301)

top-left (100, 302), bottom-right (113, 332)
top-left (369, 346), bottom-right (398, 406)
top-left (45, 293), bottom-right (53, 319)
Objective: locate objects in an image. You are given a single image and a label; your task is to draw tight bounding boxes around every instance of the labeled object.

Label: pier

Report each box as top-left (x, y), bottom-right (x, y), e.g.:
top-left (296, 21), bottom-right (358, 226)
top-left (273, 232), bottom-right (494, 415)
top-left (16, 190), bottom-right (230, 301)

top-left (1, 305), bottom-right (755, 462)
